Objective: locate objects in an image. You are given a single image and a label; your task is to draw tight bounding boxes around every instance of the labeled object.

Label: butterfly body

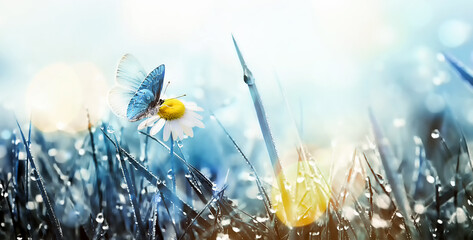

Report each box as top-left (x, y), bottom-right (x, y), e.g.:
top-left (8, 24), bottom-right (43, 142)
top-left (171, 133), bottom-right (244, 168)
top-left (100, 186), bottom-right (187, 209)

top-left (108, 54), bottom-right (165, 122)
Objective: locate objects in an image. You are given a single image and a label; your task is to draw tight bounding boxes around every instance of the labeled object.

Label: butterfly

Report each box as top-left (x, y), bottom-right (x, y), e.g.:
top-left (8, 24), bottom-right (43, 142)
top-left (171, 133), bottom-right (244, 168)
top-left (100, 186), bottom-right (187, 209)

top-left (108, 54), bottom-right (165, 122)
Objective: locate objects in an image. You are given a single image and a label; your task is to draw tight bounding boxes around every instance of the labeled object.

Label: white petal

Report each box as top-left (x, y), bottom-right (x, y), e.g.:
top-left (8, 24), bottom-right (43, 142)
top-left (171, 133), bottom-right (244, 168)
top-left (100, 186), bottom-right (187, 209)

top-left (179, 121), bottom-right (194, 137)
top-left (181, 114), bottom-right (204, 128)
top-left (163, 121), bottom-right (171, 141)
top-left (186, 111), bottom-right (203, 120)
top-left (146, 116), bottom-right (160, 127)
top-left (184, 102), bottom-right (204, 112)
top-left (171, 121), bottom-right (183, 141)
top-left (193, 119), bottom-right (205, 128)
top-left (178, 123), bottom-right (185, 140)
top-left (169, 121), bottom-right (176, 141)
top-left (137, 119), bottom-right (149, 130)
top-left (150, 119), bottom-right (165, 135)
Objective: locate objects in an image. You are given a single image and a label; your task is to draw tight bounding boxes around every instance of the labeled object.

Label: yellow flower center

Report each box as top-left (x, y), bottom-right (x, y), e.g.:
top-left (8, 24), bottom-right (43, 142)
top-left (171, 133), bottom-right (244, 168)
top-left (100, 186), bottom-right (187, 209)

top-left (158, 99), bottom-right (186, 120)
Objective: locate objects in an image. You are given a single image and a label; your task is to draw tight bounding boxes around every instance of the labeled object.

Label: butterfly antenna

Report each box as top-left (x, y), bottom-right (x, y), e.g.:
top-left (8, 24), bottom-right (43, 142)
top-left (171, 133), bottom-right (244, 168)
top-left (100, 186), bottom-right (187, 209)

top-left (163, 81), bottom-right (171, 97)
top-left (172, 94), bottom-right (187, 99)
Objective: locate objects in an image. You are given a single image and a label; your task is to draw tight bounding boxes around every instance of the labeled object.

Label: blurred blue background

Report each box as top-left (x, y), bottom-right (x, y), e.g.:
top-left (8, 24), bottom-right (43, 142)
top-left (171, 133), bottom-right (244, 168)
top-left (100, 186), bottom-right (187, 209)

top-left (1, 0), bottom-right (473, 180)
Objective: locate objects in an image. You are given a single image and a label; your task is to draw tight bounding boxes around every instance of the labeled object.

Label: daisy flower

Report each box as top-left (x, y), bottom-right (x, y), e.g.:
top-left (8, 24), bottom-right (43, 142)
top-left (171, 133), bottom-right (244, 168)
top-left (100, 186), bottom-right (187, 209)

top-left (137, 98), bottom-right (204, 141)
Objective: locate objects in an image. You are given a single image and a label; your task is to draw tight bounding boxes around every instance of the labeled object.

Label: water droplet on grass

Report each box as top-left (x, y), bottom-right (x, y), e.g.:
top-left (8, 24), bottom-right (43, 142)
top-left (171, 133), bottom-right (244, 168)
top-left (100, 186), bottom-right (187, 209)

top-left (221, 218), bottom-right (231, 226)
top-left (414, 203), bottom-right (425, 214)
top-left (96, 213), bottom-right (104, 223)
top-left (426, 175), bottom-right (435, 183)
top-left (296, 177), bottom-right (305, 183)
top-left (29, 169), bottom-right (38, 181)
top-left (26, 201), bottom-right (36, 210)
top-left (48, 148), bottom-right (57, 157)
top-left (431, 129), bottom-right (440, 139)
top-left (102, 223), bottom-right (109, 230)
top-left (35, 194), bottom-right (43, 203)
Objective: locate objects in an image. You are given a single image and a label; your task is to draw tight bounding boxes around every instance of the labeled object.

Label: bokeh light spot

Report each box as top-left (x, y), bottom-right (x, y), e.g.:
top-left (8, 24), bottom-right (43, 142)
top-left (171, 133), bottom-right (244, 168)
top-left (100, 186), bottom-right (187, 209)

top-left (26, 62), bottom-right (107, 133)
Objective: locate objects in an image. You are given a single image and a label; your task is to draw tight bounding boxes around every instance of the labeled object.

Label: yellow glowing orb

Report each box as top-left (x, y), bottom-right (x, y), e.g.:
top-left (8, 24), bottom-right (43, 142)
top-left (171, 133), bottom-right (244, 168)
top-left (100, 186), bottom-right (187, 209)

top-left (26, 62), bottom-right (108, 133)
top-left (271, 159), bottom-right (331, 227)
top-left (271, 145), bottom-right (367, 227)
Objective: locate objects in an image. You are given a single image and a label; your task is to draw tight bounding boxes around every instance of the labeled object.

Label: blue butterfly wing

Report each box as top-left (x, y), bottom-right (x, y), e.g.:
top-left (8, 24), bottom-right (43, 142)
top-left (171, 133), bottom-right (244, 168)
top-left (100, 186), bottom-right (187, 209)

top-left (116, 54), bottom-right (147, 91)
top-left (138, 64), bottom-right (165, 100)
top-left (126, 64), bottom-right (165, 121)
top-left (126, 89), bottom-right (155, 121)
top-left (108, 54), bottom-right (147, 118)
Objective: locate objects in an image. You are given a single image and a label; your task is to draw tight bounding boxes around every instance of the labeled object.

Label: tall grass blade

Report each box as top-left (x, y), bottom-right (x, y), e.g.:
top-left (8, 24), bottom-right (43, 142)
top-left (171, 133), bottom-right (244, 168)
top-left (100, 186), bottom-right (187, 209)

top-left (15, 120), bottom-right (64, 240)
top-left (442, 53), bottom-right (473, 86)
top-left (232, 35), bottom-right (291, 220)
top-left (101, 129), bottom-right (212, 229)
top-left (368, 110), bottom-right (414, 229)
top-left (113, 135), bottom-right (147, 239)
top-left (211, 113), bottom-right (272, 216)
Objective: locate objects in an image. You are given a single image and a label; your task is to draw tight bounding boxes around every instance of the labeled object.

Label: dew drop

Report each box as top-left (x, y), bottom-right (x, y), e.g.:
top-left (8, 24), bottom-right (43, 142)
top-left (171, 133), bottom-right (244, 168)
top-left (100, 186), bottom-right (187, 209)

top-left (96, 213), bottom-right (104, 223)
top-left (78, 149), bottom-right (85, 156)
top-left (297, 177), bottom-right (305, 183)
top-left (232, 227), bottom-right (241, 233)
top-left (102, 223), bottom-right (109, 230)
top-left (48, 148), bottom-right (57, 157)
top-left (414, 203), bottom-right (425, 214)
top-left (426, 175), bottom-right (435, 183)
top-left (167, 169), bottom-right (173, 180)
top-left (221, 218), bottom-right (231, 226)
top-left (256, 216), bottom-right (268, 222)
top-left (431, 129), bottom-right (440, 139)
top-left (26, 201), bottom-right (36, 210)
top-left (29, 169), bottom-right (38, 181)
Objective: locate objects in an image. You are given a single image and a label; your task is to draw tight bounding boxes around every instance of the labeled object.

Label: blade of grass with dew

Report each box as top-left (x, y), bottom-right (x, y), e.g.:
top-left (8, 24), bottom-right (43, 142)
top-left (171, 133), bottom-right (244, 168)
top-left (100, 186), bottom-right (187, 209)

top-left (158, 189), bottom-right (180, 238)
top-left (210, 113), bottom-right (273, 218)
top-left (368, 110), bottom-right (412, 217)
top-left (232, 35), bottom-right (291, 222)
top-left (442, 53), bottom-right (473, 86)
top-left (87, 112), bottom-right (102, 212)
top-left (139, 132), bottom-right (215, 197)
top-left (25, 118), bottom-right (31, 205)
top-left (15, 120), bottom-right (64, 240)
top-left (178, 185), bottom-right (228, 240)
top-left (113, 135), bottom-right (147, 240)
top-left (363, 153), bottom-right (390, 197)
top-left (101, 129), bottom-right (212, 229)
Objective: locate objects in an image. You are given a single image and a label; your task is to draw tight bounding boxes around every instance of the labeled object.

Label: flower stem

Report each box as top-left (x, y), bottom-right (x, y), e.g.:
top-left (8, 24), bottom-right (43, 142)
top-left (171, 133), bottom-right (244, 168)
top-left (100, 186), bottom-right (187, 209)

top-left (170, 139), bottom-right (178, 225)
